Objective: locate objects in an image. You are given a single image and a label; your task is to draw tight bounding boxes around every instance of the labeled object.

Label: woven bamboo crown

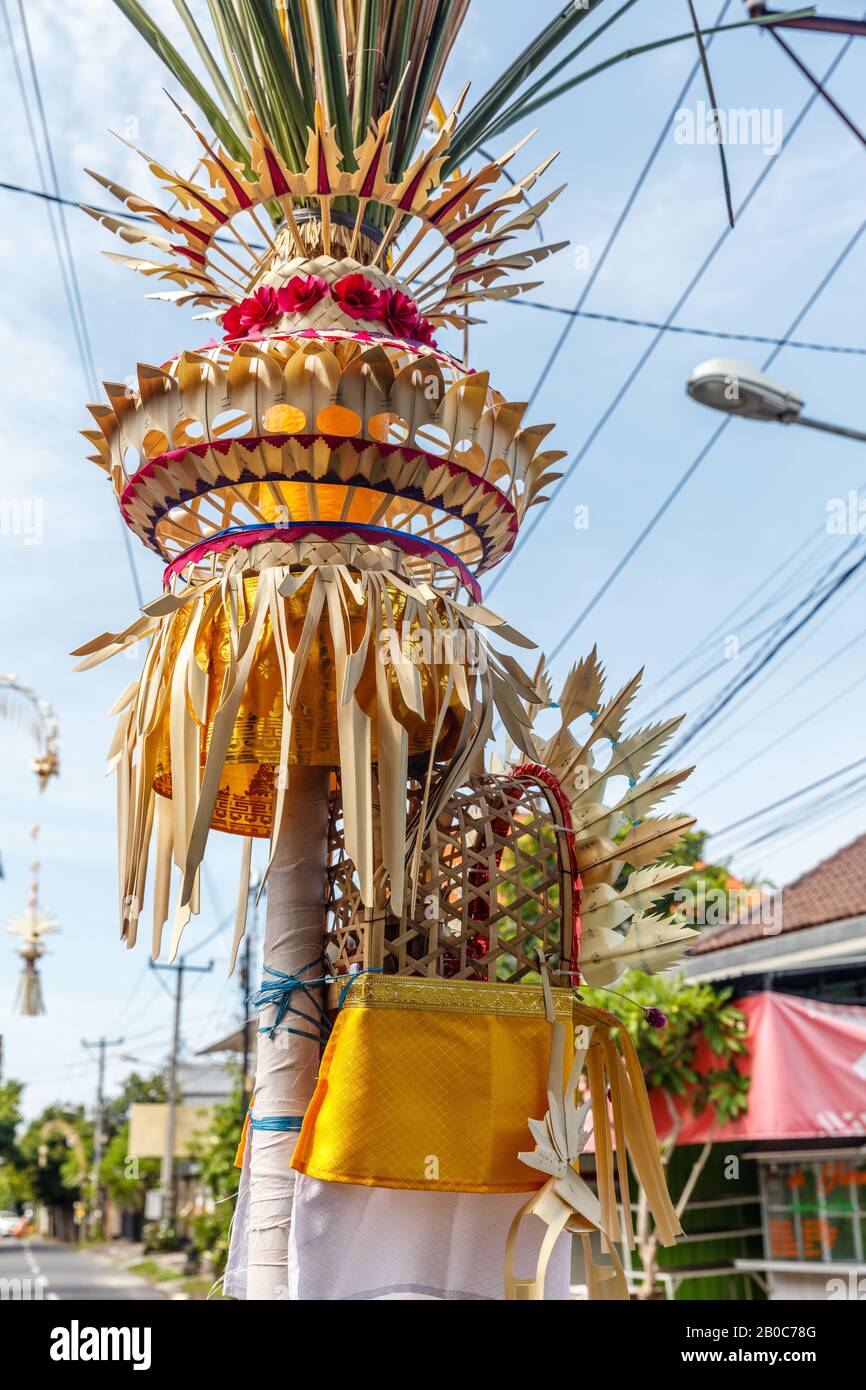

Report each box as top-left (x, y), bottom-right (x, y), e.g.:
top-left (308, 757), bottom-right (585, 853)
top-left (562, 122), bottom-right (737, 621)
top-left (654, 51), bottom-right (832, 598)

top-left (82, 97), bottom-right (568, 584)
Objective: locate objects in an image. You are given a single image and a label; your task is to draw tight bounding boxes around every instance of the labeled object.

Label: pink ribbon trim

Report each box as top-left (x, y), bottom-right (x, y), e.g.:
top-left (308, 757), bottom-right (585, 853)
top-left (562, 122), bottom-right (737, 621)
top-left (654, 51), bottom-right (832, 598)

top-left (162, 522), bottom-right (483, 602)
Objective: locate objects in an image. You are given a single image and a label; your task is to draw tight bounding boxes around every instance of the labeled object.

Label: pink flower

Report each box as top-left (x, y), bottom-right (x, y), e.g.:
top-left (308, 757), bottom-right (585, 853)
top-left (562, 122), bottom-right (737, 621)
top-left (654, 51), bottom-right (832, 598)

top-left (381, 288), bottom-right (421, 339)
top-left (276, 274), bottom-right (329, 316)
top-left (331, 273), bottom-right (384, 321)
top-left (223, 286), bottom-right (279, 339)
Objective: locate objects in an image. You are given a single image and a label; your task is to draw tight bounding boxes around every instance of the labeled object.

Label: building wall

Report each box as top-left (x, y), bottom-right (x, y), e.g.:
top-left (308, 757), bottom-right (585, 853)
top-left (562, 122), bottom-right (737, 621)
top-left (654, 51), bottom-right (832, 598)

top-left (656, 1143), bottom-right (766, 1301)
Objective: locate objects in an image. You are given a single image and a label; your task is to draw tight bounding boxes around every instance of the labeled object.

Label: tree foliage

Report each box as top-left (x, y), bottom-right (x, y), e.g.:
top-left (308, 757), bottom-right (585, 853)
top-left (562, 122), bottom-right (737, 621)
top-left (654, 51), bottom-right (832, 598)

top-left (582, 968), bottom-right (750, 1125)
top-left (187, 1070), bottom-right (243, 1276)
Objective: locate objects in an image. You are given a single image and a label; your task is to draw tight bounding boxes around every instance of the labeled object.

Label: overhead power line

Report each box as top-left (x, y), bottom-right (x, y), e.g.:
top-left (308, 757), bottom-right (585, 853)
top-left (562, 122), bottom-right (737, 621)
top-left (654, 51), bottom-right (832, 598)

top-left (6, 179), bottom-right (863, 360)
top-left (650, 495), bottom-right (865, 694)
top-left (696, 668), bottom-right (866, 801)
top-left (642, 527), bottom-right (866, 735)
top-left (658, 537), bottom-right (866, 768)
top-left (487, 23), bottom-right (863, 596)
top-left (633, 523), bottom-right (857, 722)
top-left (706, 752), bottom-right (866, 844)
top-left (0, 178), bottom-right (264, 252)
top-left (726, 778), bottom-right (866, 865)
top-left (690, 598), bottom-right (866, 771)
top-left (521, 0), bottom-right (734, 417)
top-left (3, 0), bottom-right (143, 606)
top-left (544, 212), bottom-right (866, 672)
top-left (721, 770), bottom-right (866, 862)
top-left (633, 543), bottom-right (858, 726)
top-left (690, 569), bottom-right (866, 764)
top-left (510, 299), bottom-right (866, 357)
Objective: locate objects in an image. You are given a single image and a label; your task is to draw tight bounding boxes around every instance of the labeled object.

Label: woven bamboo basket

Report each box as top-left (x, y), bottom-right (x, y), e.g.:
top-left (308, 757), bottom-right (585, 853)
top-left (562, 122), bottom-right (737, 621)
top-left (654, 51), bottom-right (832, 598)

top-left (325, 767), bottom-right (578, 984)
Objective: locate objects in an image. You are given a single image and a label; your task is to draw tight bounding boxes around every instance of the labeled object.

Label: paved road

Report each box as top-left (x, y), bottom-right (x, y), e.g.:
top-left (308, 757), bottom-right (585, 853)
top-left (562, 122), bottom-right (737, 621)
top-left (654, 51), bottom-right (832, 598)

top-left (0, 1238), bottom-right (165, 1301)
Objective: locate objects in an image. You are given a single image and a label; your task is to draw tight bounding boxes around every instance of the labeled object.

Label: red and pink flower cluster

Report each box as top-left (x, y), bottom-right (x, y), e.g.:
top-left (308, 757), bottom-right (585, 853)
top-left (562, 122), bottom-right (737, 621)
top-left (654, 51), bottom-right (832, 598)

top-left (222, 274), bottom-right (437, 346)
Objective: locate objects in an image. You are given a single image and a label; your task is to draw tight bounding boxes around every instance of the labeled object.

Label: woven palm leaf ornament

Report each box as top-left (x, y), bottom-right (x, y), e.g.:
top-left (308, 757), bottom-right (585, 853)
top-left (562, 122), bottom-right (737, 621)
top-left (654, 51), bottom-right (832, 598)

top-left (0, 675), bottom-right (60, 791)
top-left (530, 647), bottom-right (699, 986)
top-left (323, 653), bottom-right (698, 988)
top-left (7, 828), bottom-right (59, 1017)
top-left (1, 680), bottom-right (60, 1012)
top-left (75, 2), bottom-right (705, 1301)
top-left (75, 95), bottom-right (567, 954)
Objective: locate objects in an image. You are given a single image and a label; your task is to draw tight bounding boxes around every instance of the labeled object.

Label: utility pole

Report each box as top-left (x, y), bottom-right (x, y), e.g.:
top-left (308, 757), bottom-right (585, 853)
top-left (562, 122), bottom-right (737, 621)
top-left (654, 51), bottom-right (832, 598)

top-left (81, 1035), bottom-right (124, 1237)
top-left (150, 958), bottom-right (213, 1228)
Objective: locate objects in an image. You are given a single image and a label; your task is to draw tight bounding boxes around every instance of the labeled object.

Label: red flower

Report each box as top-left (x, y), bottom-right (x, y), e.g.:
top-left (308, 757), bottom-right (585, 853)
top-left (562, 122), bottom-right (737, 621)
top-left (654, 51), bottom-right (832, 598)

top-left (381, 288), bottom-right (420, 339)
top-left (331, 273), bottom-right (384, 321)
top-left (412, 315), bottom-right (437, 348)
top-left (222, 286), bottom-right (279, 339)
top-left (276, 274), bottom-right (329, 316)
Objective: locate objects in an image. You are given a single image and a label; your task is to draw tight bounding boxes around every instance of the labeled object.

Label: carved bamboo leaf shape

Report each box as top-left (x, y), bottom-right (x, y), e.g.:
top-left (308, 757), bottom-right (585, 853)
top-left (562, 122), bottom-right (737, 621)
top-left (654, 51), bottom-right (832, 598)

top-left (282, 344), bottom-right (340, 430)
top-left (438, 372), bottom-right (490, 456)
top-left (390, 355), bottom-right (444, 441)
top-left (338, 347), bottom-right (393, 428)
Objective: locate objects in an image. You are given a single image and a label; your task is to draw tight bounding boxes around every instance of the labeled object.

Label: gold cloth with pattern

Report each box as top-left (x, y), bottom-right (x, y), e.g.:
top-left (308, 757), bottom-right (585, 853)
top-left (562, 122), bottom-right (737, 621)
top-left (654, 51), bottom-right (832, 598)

top-left (153, 571), bottom-right (462, 837)
top-left (291, 975), bottom-right (576, 1193)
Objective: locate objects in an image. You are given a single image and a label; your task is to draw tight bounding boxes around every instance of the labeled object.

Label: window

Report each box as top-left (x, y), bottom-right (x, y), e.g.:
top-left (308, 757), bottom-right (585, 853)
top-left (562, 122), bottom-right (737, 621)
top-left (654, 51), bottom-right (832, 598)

top-left (761, 1158), bottom-right (866, 1263)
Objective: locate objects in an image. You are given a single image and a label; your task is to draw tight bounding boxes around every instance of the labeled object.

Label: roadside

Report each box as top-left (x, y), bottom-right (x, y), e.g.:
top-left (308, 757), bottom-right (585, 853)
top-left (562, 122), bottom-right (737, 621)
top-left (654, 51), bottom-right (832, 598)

top-left (0, 1237), bottom-right (166, 1301)
top-left (81, 1239), bottom-right (229, 1300)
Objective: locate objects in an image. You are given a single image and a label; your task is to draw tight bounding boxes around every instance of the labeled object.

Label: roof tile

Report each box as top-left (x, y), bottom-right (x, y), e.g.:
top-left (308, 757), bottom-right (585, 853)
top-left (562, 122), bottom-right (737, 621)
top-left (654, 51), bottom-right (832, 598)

top-left (690, 829), bottom-right (866, 954)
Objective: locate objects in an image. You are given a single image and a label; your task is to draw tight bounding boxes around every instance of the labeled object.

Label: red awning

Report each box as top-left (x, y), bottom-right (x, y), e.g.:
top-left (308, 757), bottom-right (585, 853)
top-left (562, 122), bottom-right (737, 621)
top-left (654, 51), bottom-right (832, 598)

top-left (651, 992), bottom-right (866, 1144)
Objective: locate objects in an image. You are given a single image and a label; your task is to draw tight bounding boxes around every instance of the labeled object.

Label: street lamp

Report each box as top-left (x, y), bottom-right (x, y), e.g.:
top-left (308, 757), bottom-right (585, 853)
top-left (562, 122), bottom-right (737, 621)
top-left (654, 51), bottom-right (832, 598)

top-left (685, 357), bottom-right (866, 443)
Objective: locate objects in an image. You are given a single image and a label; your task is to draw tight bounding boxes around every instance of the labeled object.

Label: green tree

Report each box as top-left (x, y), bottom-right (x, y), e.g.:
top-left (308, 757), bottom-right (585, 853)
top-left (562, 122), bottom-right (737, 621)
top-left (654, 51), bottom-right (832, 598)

top-left (581, 969), bottom-right (749, 1299)
top-left (0, 1081), bottom-right (26, 1209)
top-left (17, 1106), bottom-right (89, 1211)
top-left (99, 1071), bottom-right (166, 1223)
top-left (103, 1069), bottom-right (167, 1133)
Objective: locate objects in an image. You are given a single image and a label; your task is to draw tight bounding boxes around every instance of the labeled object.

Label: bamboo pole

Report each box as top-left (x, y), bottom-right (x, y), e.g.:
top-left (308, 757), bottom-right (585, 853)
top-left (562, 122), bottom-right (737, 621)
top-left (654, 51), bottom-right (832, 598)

top-left (246, 765), bottom-right (330, 1300)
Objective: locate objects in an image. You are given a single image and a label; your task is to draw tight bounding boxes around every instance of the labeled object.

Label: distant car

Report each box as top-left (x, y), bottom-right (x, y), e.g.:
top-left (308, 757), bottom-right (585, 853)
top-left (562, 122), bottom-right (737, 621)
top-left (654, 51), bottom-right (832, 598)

top-left (0, 1211), bottom-right (20, 1238)
top-left (11, 1217), bottom-right (32, 1238)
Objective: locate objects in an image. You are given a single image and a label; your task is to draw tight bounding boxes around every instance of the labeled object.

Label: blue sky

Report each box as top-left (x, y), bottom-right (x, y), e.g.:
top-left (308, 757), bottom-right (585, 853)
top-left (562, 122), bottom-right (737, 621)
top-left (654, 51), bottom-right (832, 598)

top-left (2, 0), bottom-right (866, 1116)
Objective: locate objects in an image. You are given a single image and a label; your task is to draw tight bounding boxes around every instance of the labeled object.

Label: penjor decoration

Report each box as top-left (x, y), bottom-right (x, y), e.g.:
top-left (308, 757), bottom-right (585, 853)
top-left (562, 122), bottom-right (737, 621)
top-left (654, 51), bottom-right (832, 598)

top-left (1, 678), bottom-right (60, 1012)
top-left (7, 827), bottom-right (59, 1017)
top-left (78, 1), bottom-right (701, 1301)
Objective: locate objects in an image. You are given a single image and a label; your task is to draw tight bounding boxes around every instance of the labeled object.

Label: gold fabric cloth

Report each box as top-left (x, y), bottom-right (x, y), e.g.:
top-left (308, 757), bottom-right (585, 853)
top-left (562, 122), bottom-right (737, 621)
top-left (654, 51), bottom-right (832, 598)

top-left (153, 572), bottom-right (461, 837)
top-left (290, 975), bottom-right (575, 1194)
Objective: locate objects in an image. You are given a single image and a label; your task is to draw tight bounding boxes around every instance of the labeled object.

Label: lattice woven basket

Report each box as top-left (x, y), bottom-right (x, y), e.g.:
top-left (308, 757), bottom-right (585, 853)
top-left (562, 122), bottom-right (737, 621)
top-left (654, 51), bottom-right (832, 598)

top-left (326, 768), bottom-right (578, 983)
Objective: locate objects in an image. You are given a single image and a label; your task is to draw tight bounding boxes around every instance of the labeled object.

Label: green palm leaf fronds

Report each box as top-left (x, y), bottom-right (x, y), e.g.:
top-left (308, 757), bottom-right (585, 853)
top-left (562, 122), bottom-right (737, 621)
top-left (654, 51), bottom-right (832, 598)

top-left (686, 0), bottom-right (734, 229)
top-left (112, 0), bottom-right (248, 161)
top-left (112, 0), bottom-right (634, 178)
top-left (113, 0), bottom-right (473, 176)
top-left (110, 1), bottom-right (816, 185)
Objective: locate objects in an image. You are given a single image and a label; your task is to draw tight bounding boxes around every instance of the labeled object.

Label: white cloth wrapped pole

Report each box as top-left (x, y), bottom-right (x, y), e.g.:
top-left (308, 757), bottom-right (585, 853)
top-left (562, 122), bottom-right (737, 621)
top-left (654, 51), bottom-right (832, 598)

top-left (227, 1162), bottom-right (572, 1301)
top-left (287, 1175), bottom-right (572, 1300)
top-left (246, 766), bottom-right (329, 1301)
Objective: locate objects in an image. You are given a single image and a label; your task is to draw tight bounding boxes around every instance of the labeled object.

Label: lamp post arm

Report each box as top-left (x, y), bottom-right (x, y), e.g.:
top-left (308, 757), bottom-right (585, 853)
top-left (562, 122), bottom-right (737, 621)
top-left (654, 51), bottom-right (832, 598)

top-left (788, 414), bottom-right (866, 445)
